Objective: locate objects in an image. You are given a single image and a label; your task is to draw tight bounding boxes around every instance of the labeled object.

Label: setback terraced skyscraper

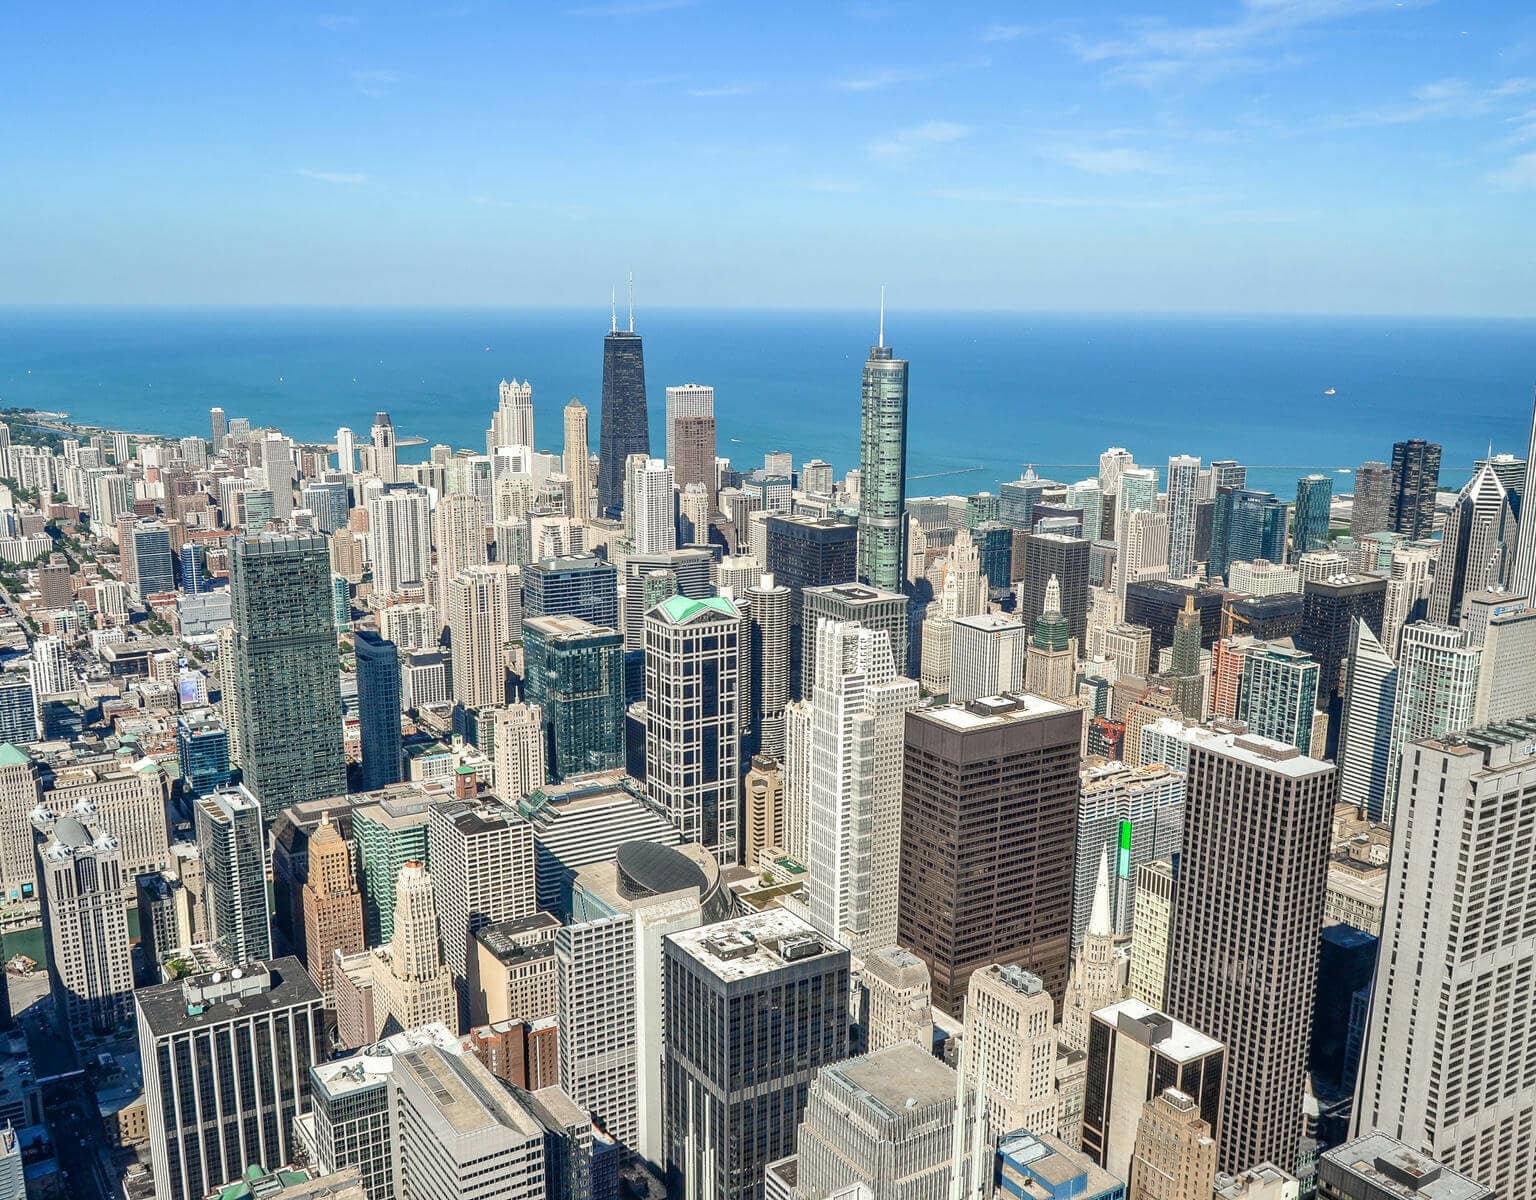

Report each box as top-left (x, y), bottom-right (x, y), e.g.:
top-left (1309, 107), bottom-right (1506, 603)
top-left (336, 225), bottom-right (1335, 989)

top-left (598, 294), bottom-right (649, 520)
top-left (856, 305), bottom-right (909, 594)
top-left (230, 531), bottom-right (346, 822)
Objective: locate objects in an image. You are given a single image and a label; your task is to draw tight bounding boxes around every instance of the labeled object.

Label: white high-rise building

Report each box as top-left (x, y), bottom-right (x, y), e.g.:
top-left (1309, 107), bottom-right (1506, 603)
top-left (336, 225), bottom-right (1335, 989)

top-left (1116, 509), bottom-right (1170, 602)
top-left (1428, 461), bottom-right (1516, 625)
top-left (949, 613), bottom-right (1029, 704)
top-left (628, 457), bottom-right (676, 554)
top-left (379, 601), bottom-right (439, 653)
top-left (366, 484), bottom-right (432, 598)
top-left (1382, 545), bottom-right (1434, 655)
top-left (432, 491), bottom-right (488, 622)
top-left (1355, 723), bottom-right (1536, 1198)
top-left (963, 963), bottom-right (1058, 1136)
top-left (486, 378), bottom-right (535, 457)
top-left (29, 635), bottom-right (73, 697)
top-left (919, 528), bottom-right (985, 695)
top-left (1336, 618), bottom-right (1398, 821)
top-left (335, 426), bottom-right (356, 475)
top-left (562, 399), bottom-right (592, 522)
top-left (805, 620), bottom-right (919, 951)
top-left (665, 384), bottom-right (714, 465)
top-left (1098, 448), bottom-right (1136, 499)
top-left (261, 433), bottom-right (294, 519)
top-left (1473, 604), bottom-right (1536, 724)
top-left (446, 565), bottom-right (507, 712)
top-left (370, 861), bottom-right (457, 1035)
top-left (492, 702), bottom-right (546, 799)
top-left (1165, 455), bottom-right (1201, 579)
top-left (370, 412), bottom-right (397, 484)
top-left (1383, 622), bottom-right (1481, 826)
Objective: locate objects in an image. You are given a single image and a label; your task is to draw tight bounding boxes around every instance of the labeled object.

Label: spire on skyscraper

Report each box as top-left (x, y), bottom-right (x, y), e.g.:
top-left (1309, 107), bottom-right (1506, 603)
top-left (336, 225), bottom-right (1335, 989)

top-left (611, 287), bottom-right (617, 333)
top-left (1089, 846), bottom-right (1113, 939)
top-left (1045, 574), bottom-right (1062, 618)
top-left (628, 272), bottom-right (635, 333)
top-left (878, 285), bottom-right (885, 349)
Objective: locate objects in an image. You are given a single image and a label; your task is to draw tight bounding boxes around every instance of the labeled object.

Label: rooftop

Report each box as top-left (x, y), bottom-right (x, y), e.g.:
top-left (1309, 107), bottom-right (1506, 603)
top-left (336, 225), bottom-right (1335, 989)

top-left (1177, 724), bottom-right (1333, 779)
top-left (395, 1043), bottom-right (542, 1140)
top-left (916, 691), bottom-right (1072, 731)
top-left (1093, 998), bottom-right (1224, 1063)
top-left (650, 593), bottom-right (741, 625)
top-left (312, 1022), bottom-right (465, 1100)
top-left (523, 613), bottom-right (617, 640)
top-left (1320, 1132), bottom-right (1490, 1200)
top-left (667, 908), bottom-right (845, 983)
top-left (822, 1042), bottom-right (958, 1118)
top-left (135, 957), bottom-right (322, 1037)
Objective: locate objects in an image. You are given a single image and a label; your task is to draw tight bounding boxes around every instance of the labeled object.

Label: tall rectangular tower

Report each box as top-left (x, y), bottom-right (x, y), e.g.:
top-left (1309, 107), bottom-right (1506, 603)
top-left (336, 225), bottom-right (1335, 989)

top-left (856, 319), bottom-right (909, 594)
top-left (598, 315), bottom-right (648, 520)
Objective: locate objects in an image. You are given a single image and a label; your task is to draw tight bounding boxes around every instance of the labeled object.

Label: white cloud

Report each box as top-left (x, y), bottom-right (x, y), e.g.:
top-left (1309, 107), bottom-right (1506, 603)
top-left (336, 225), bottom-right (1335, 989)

top-left (350, 69), bottom-right (399, 99)
top-left (1055, 146), bottom-right (1163, 175)
top-left (689, 82), bottom-right (761, 97)
top-left (298, 169), bottom-right (370, 185)
top-left (1489, 151), bottom-right (1536, 189)
top-left (1328, 77), bottom-right (1536, 128)
top-left (317, 14), bottom-right (359, 32)
top-left (869, 121), bottom-right (970, 161)
top-left (981, 23), bottom-right (1031, 43)
top-left (838, 67), bottom-right (928, 92)
top-left (567, 0), bottom-right (696, 15)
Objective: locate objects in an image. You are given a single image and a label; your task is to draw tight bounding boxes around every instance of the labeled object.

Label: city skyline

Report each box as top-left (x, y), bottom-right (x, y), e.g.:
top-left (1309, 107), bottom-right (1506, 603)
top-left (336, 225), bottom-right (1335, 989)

top-left (6, 3), bottom-right (1536, 314)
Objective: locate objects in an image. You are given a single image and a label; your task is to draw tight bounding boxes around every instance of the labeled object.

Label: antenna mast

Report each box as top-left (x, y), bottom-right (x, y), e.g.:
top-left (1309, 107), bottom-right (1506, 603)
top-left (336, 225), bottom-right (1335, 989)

top-left (611, 288), bottom-right (617, 334)
top-left (628, 272), bottom-right (635, 333)
top-left (878, 285), bottom-right (885, 349)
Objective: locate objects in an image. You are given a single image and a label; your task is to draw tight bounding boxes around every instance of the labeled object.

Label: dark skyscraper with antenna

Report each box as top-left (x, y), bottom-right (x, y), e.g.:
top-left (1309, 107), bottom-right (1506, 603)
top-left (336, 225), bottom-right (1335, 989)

top-left (598, 280), bottom-right (649, 520)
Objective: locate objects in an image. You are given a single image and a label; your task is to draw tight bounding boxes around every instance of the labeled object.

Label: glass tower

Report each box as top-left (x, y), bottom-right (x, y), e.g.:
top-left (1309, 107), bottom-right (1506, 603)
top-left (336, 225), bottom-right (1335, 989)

top-left (1293, 473), bottom-right (1333, 556)
top-left (597, 303), bottom-right (649, 520)
top-left (522, 614), bottom-right (626, 782)
top-left (354, 630), bottom-right (403, 790)
top-left (856, 315), bottom-right (909, 593)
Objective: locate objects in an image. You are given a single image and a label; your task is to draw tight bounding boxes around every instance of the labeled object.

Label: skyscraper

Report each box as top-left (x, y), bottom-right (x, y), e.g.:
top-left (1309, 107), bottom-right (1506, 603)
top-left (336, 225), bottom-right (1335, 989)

top-left (1382, 622), bottom-right (1481, 826)
top-left (354, 631), bottom-right (403, 790)
top-left (231, 532), bottom-right (346, 821)
top-left (1018, 531), bottom-right (1091, 650)
top-left (1350, 461), bottom-right (1394, 538)
top-left (765, 513), bottom-right (860, 696)
top-left (487, 377), bottom-right (535, 455)
top-left (562, 398), bottom-right (593, 520)
top-left (366, 483), bottom-right (432, 598)
top-left (432, 491), bottom-right (489, 619)
top-left (1426, 461), bottom-right (1515, 625)
top-left (1297, 574), bottom-right (1387, 702)
top-left (745, 574), bottom-right (792, 758)
top-left (804, 620), bottom-right (919, 952)
top-left (137, 960), bottom-right (323, 1200)
top-left (300, 814), bottom-right (363, 1004)
top-left (210, 406), bottom-right (227, 448)
top-left (522, 614), bottom-right (626, 780)
top-left (644, 594), bottom-right (744, 864)
top-left (952, 613), bottom-right (1030, 703)
top-left (856, 303), bottom-right (909, 593)
top-left (627, 457), bottom-right (676, 554)
top-left (370, 411), bottom-right (397, 484)
top-left (598, 293), bottom-right (648, 520)
top-left (1166, 455), bottom-right (1201, 579)
top-left (370, 860), bottom-right (457, 1035)
top-left (523, 553), bottom-right (619, 629)
top-left (196, 787), bottom-right (272, 963)
top-left (663, 911), bottom-right (850, 1200)
top-left (129, 519), bottom-right (175, 600)
top-left (1335, 619), bottom-right (1398, 821)
top-left (1127, 1089), bottom-right (1218, 1200)
top-left (1235, 642), bottom-right (1319, 753)
top-left (1293, 473), bottom-right (1333, 556)
top-left (1166, 729), bottom-right (1334, 1176)
top-left (1355, 720), bottom-right (1536, 1198)
top-left (1389, 438), bottom-right (1441, 539)
top-left (801, 583), bottom-right (910, 686)
top-left (898, 693), bottom-right (1083, 1014)
top-left (1071, 760), bottom-right (1184, 946)
top-left (492, 701), bottom-right (546, 799)
top-left (33, 805), bottom-right (134, 1040)
top-left (446, 565), bottom-right (507, 713)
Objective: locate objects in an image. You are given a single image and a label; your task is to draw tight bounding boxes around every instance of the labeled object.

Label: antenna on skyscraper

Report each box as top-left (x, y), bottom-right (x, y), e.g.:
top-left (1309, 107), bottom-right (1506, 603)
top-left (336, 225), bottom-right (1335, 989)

top-left (878, 285), bottom-right (885, 349)
top-left (628, 272), bottom-right (635, 333)
top-left (611, 288), bottom-right (617, 334)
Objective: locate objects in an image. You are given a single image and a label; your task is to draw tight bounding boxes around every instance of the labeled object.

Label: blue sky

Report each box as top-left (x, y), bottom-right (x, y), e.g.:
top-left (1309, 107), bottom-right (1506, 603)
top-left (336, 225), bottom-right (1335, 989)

top-left (5, 1), bottom-right (1535, 314)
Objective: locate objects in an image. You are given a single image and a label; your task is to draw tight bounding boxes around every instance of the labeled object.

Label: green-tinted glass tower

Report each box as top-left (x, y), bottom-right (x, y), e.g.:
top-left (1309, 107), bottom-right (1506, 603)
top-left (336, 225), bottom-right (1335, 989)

top-left (230, 532), bottom-right (346, 822)
top-left (856, 302), bottom-right (909, 594)
top-left (522, 614), bottom-right (626, 781)
top-left (1293, 473), bottom-right (1333, 556)
top-left (352, 795), bottom-right (431, 944)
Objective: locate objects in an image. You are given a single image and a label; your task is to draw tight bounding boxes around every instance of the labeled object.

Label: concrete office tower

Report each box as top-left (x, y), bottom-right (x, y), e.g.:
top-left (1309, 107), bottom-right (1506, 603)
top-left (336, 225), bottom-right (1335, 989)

top-left (963, 963), bottom-right (1057, 1134)
top-left (663, 911), bottom-right (850, 1200)
top-left (1063, 851), bottom-right (1129, 1053)
top-left (898, 693), bottom-right (1083, 1014)
top-left (230, 533), bottom-right (346, 820)
top-left (1473, 603), bottom-right (1536, 722)
top-left (522, 615), bottom-right (625, 781)
top-left (390, 1042), bottom-right (545, 1200)
top-left (196, 787), bottom-right (272, 962)
top-left (950, 613), bottom-right (1028, 703)
top-left (432, 490), bottom-right (488, 617)
top-left (210, 406), bottom-right (227, 448)
top-left (860, 945), bottom-right (932, 1052)
top-left (919, 528), bottom-right (986, 695)
top-left (0, 747), bottom-right (39, 906)
top-left (666, 385), bottom-right (717, 497)
top-left (1351, 461), bottom-right (1394, 538)
top-left (301, 814), bottom-right (364, 1004)
top-left (33, 806), bottom-right (133, 1040)
top-left (487, 377), bottom-right (535, 457)
top-left (805, 621), bottom-right (920, 952)
top-left (1128, 859), bottom-right (1174, 1007)
top-left (366, 483), bottom-right (432, 598)
top-left (1103, 621), bottom-right (1154, 679)
top-left (644, 595), bottom-right (744, 863)
top-left (354, 631), bottom-right (403, 790)
top-left (427, 800), bottom-right (536, 1016)
top-left (1165, 455), bottom-right (1201, 578)
top-left (1382, 544), bottom-right (1434, 654)
top-left (628, 457), bottom-right (677, 554)
top-left (334, 426), bottom-right (355, 474)
top-left (492, 702), bottom-right (546, 799)
top-left (1128, 1088), bottom-right (1218, 1200)
top-left (1019, 532), bottom-right (1091, 650)
top-left (1293, 473), bottom-right (1333, 556)
top-left (447, 565), bottom-right (507, 712)
top-left (1166, 730), bottom-right (1334, 1176)
top-left (371, 861), bottom-right (458, 1035)
top-left (802, 583), bottom-right (910, 685)
top-left (301, 481), bottom-right (349, 534)
top-left (787, 1043), bottom-right (980, 1200)
top-left (679, 480), bottom-right (712, 543)
top-left (598, 298), bottom-right (649, 520)
top-left (138, 960), bottom-right (323, 1200)
top-left (782, 702), bottom-right (811, 863)
top-left (558, 846), bottom-right (707, 1163)
top-left (380, 602), bottom-right (438, 653)
top-left (130, 519), bottom-right (175, 599)
top-left (1235, 643), bottom-right (1318, 753)
top-left (370, 411), bottom-right (397, 483)
top-left (261, 432), bottom-right (295, 519)
top-left (1390, 437), bottom-right (1441, 540)
top-left (1026, 584), bottom-right (1078, 703)
top-left (28, 635), bottom-right (71, 700)
top-left (743, 755), bottom-right (784, 867)
top-left (1118, 509), bottom-right (1170, 601)
top-left (1382, 623), bottom-right (1481, 826)
top-left (1336, 620), bottom-right (1398, 820)
top-left (562, 398), bottom-right (593, 520)
top-left (1318, 1133), bottom-right (1492, 1200)
top-left (1428, 462), bottom-right (1516, 625)
top-left (1081, 1000), bottom-right (1226, 1182)
top-left (1072, 762), bottom-right (1183, 946)
top-left (1354, 723), bottom-right (1536, 1197)
top-left (856, 307), bottom-right (909, 593)
top-left (1227, 559), bottom-right (1300, 595)
top-left (746, 575), bottom-right (792, 758)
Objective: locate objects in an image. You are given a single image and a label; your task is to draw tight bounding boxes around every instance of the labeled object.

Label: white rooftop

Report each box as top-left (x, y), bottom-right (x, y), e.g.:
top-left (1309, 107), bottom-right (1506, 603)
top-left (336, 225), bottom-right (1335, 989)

top-left (667, 908), bottom-right (844, 983)
top-left (312, 1022), bottom-right (467, 1098)
top-left (1093, 998), bottom-right (1223, 1063)
top-left (1169, 723), bottom-right (1330, 779)
top-left (920, 692), bottom-right (1072, 731)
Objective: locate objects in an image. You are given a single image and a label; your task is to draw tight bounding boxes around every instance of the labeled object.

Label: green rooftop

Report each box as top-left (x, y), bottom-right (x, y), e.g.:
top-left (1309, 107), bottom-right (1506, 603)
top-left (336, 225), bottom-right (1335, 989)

top-left (0, 744), bottom-right (29, 768)
top-left (654, 594), bottom-right (740, 624)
